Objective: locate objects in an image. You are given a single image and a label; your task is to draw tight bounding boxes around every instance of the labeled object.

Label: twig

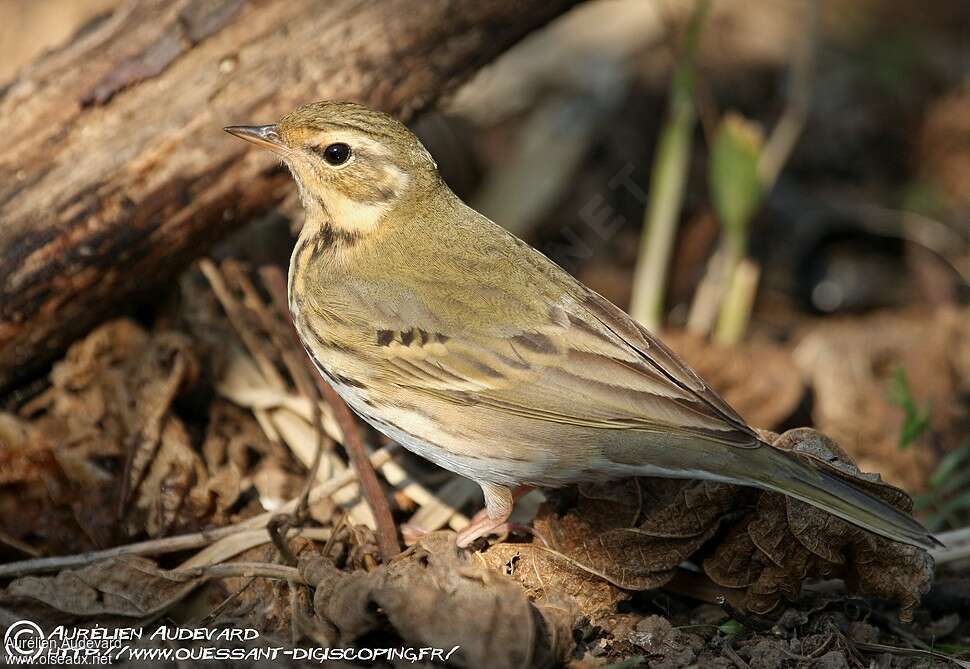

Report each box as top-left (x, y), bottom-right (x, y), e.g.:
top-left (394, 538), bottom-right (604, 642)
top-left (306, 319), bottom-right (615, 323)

top-left (177, 528), bottom-right (332, 570)
top-left (174, 562), bottom-right (307, 585)
top-left (267, 515), bottom-right (300, 566)
top-left (853, 641), bottom-right (970, 668)
top-left (198, 259), bottom-right (288, 390)
top-left (722, 642), bottom-right (752, 669)
top-left (260, 265), bottom-right (401, 562)
top-left (0, 447), bottom-right (395, 579)
top-left (929, 525), bottom-right (970, 564)
top-left (757, 0), bottom-right (817, 189)
top-left (224, 261), bottom-right (328, 536)
top-left (0, 528), bottom-right (41, 558)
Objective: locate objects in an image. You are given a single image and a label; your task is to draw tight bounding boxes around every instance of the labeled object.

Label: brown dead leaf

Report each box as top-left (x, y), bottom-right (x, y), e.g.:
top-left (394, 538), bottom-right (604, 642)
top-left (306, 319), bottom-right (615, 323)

top-left (471, 479), bottom-right (745, 624)
top-left (10, 320), bottom-right (259, 542)
top-left (0, 413), bottom-right (88, 557)
top-left (793, 305), bottom-right (970, 491)
top-left (1, 557), bottom-right (199, 619)
top-left (477, 541), bottom-right (628, 625)
top-left (119, 331), bottom-right (199, 507)
top-left (537, 478), bottom-right (744, 591)
top-left (200, 401), bottom-right (265, 472)
top-left (710, 429), bottom-right (934, 621)
top-left (302, 532), bottom-right (577, 669)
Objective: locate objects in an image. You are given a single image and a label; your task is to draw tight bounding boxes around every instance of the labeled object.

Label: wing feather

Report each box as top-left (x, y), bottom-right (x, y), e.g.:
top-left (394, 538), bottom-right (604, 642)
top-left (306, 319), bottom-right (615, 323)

top-left (372, 286), bottom-right (759, 449)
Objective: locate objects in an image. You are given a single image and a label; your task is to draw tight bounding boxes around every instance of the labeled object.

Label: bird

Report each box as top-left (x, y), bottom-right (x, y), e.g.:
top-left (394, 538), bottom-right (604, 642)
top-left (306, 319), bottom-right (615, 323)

top-left (225, 101), bottom-right (938, 550)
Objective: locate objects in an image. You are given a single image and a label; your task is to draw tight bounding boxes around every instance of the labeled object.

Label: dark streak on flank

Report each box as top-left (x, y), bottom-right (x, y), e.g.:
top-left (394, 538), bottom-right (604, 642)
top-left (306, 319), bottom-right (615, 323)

top-left (319, 336), bottom-right (356, 353)
top-left (377, 329), bottom-right (394, 346)
top-left (299, 317), bottom-right (355, 353)
top-left (400, 328), bottom-right (415, 346)
top-left (417, 328), bottom-right (430, 345)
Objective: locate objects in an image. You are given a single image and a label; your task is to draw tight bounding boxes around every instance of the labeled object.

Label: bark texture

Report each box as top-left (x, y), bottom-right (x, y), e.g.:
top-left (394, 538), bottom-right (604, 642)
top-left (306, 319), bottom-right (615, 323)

top-left (0, 0), bottom-right (581, 390)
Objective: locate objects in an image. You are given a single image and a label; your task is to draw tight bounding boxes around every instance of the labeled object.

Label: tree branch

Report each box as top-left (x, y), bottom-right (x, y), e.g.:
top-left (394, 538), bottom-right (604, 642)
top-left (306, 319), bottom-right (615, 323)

top-left (0, 0), bottom-right (582, 391)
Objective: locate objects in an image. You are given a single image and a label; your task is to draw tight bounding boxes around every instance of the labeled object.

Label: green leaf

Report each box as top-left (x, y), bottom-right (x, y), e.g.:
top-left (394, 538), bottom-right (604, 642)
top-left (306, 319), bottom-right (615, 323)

top-left (929, 446), bottom-right (970, 491)
top-left (709, 113), bottom-right (764, 251)
top-left (933, 490), bottom-right (970, 519)
top-left (934, 467), bottom-right (970, 498)
top-left (887, 366), bottom-right (931, 450)
top-left (718, 619), bottom-right (745, 636)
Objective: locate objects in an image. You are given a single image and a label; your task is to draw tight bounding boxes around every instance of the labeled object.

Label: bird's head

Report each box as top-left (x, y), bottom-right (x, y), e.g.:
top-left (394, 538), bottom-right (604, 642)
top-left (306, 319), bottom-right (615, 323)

top-left (225, 101), bottom-right (438, 236)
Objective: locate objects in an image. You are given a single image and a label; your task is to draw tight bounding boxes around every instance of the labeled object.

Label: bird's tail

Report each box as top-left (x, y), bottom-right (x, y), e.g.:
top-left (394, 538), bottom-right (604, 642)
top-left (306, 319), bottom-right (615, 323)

top-left (742, 443), bottom-right (940, 549)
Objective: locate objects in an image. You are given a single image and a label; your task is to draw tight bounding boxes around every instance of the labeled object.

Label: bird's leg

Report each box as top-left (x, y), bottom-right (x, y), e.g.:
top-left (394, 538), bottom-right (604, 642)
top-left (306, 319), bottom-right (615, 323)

top-left (402, 484), bottom-right (534, 545)
top-left (462, 485), bottom-right (533, 528)
top-left (455, 483), bottom-right (536, 548)
top-left (455, 482), bottom-right (513, 548)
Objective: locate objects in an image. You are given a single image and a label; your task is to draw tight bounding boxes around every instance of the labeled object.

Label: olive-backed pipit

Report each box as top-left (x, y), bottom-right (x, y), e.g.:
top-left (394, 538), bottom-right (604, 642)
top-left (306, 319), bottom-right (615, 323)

top-left (226, 101), bottom-right (937, 549)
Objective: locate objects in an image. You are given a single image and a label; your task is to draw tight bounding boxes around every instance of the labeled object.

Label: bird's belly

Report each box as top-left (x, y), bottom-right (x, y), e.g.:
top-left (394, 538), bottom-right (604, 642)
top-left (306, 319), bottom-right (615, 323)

top-left (297, 345), bottom-right (535, 485)
top-left (293, 320), bottom-right (692, 489)
top-left (305, 351), bottom-right (730, 489)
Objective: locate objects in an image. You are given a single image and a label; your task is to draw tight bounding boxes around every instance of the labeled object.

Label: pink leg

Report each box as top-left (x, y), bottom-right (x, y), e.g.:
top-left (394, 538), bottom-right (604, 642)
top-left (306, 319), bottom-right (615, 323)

top-left (455, 483), bottom-right (534, 548)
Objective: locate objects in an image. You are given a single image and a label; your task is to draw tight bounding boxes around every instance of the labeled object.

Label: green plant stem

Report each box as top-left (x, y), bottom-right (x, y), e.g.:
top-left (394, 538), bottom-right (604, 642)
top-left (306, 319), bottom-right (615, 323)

top-left (713, 250), bottom-right (760, 345)
top-left (705, 0), bottom-right (817, 343)
top-left (629, 0), bottom-right (710, 331)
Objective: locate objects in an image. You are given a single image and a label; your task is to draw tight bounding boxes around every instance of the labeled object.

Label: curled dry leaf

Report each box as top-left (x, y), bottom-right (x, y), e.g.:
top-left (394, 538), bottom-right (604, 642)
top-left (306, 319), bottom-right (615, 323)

top-left (476, 540), bottom-right (629, 626)
top-left (0, 413), bottom-right (86, 556)
top-left (509, 428), bottom-right (932, 623)
top-left (301, 532), bottom-right (577, 669)
top-left (1, 556), bottom-right (199, 620)
top-left (10, 320), bottom-right (262, 543)
top-left (703, 429), bottom-right (933, 622)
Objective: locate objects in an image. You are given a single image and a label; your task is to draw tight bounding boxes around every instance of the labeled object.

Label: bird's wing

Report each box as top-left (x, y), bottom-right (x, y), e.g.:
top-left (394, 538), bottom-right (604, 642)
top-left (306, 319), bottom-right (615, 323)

top-left (369, 280), bottom-right (759, 449)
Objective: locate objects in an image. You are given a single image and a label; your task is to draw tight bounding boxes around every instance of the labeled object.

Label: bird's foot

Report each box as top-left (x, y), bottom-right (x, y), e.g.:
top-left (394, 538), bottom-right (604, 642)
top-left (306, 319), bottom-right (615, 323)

top-left (455, 510), bottom-right (546, 549)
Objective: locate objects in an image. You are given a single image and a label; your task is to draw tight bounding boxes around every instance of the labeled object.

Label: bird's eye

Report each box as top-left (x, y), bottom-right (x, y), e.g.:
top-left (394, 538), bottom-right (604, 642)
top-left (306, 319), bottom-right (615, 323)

top-left (321, 143), bottom-right (351, 166)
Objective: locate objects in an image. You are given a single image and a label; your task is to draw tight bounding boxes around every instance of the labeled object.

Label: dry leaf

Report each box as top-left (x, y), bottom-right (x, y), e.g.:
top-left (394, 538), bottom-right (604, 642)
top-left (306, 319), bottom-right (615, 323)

top-left (793, 305), bottom-right (970, 490)
top-left (302, 532), bottom-right (577, 669)
top-left (11, 320), bottom-right (256, 541)
top-left (536, 478), bottom-right (743, 591)
top-left (2, 557), bottom-right (199, 619)
top-left (484, 543), bottom-right (630, 627)
top-left (0, 413), bottom-right (88, 556)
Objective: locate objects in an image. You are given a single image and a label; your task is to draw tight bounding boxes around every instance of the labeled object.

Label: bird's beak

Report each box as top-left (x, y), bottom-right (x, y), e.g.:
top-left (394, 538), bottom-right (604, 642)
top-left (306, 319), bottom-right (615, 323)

top-left (224, 124), bottom-right (284, 152)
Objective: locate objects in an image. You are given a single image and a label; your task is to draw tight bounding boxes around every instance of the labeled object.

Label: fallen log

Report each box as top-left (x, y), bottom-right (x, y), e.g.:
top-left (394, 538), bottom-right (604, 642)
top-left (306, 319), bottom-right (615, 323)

top-left (0, 0), bottom-right (581, 391)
